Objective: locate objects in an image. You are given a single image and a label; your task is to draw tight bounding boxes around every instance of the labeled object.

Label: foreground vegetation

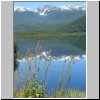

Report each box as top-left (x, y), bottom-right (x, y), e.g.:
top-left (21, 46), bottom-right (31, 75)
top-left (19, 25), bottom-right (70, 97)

top-left (14, 87), bottom-right (85, 98)
top-left (52, 89), bottom-right (85, 98)
top-left (14, 41), bottom-right (86, 98)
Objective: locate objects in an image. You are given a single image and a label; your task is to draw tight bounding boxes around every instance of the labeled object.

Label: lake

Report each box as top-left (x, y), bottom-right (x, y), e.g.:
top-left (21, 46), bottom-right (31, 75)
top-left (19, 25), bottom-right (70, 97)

top-left (15, 35), bottom-right (86, 57)
top-left (14, 35), bottom-right (86, 96)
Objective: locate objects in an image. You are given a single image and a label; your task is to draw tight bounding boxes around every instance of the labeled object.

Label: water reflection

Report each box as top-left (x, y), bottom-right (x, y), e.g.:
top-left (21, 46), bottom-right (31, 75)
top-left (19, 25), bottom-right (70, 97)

top-left (14, 53), bottom-right (86, 94)
top-left (14, 38), bottom-right (86, 97)
top-left (15, 35), bottom-right (86, 57)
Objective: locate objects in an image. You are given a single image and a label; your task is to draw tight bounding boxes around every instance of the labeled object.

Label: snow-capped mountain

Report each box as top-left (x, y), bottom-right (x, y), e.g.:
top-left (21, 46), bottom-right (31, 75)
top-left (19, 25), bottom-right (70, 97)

top-left (14, 6), bottom-right (33, 12)
top-left (14, 5), bottom-right (86, 16)
top-left (14, 5), bottom-right (86, 32)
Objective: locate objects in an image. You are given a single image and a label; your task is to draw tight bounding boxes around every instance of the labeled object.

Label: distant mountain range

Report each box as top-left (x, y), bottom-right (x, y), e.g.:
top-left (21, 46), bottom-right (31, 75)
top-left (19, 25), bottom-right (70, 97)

top-left (14, 5), bottom-right (86, 32)
top-left (14, 5), bottom-right (86, 15)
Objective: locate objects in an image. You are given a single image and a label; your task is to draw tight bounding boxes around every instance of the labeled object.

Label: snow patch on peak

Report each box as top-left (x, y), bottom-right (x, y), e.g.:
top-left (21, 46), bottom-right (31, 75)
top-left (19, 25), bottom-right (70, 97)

top-left (14, 5), bottom-right (86, 16)
top-left (14, 6), bottom-right (33, 12)
top-left (58, 5), bottom-right (86, 11)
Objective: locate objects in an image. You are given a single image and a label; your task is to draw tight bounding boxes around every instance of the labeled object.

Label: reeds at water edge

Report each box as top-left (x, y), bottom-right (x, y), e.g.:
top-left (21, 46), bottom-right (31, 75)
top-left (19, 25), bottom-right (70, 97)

top-left (14, 41), bottom-right (86, 98)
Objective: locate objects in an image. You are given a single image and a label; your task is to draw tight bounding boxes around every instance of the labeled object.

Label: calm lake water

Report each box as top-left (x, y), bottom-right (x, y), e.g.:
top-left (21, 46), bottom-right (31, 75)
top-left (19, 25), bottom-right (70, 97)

top-left (15, 35), bottom-right (86, 57)
top-left (14, 35), bottom-right (86, 94)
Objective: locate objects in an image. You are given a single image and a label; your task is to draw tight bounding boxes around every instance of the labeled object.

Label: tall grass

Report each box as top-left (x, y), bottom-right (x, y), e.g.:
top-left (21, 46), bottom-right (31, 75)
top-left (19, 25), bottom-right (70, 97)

top-left (52, 88), bottom-right (85, 98)
top-left (14, 41), bottom-right (86, 98)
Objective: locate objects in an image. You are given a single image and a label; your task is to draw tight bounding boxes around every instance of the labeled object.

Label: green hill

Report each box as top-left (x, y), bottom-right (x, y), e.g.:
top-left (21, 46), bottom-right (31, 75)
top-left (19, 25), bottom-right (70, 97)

top-left (57, 15), bottom-right (86, 33)
top-left (14, 15), bottom-right (86, 38)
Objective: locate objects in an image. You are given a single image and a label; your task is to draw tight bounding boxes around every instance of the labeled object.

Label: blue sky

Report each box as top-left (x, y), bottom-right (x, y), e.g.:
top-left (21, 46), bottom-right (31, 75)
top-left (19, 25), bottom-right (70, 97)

top-left (14, 2), bottom-right (86, 9)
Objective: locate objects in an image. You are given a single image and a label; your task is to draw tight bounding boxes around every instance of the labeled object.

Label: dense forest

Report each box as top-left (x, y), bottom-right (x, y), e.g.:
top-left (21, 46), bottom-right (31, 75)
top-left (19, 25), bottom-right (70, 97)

top-left (57, 15), bottom-right (86, 33)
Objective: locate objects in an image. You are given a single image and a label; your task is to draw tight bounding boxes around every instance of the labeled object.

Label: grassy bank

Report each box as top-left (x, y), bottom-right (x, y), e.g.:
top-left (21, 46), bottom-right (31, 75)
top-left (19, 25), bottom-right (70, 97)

top-left (14, 30), bottom-right (85, 39)
top-left (52, 88), bottom-right (85, 98)
top-left (14, 87), bottom-right (86, 98)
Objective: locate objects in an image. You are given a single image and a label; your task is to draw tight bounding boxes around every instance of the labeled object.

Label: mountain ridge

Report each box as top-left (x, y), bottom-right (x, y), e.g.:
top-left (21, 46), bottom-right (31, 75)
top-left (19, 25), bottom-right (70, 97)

top-left (57, 15), bottom-right (86, 33)
top-left (14, 5), bottom-right (86, 16)
top-left (14, 5), bottom-right (86, 32)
